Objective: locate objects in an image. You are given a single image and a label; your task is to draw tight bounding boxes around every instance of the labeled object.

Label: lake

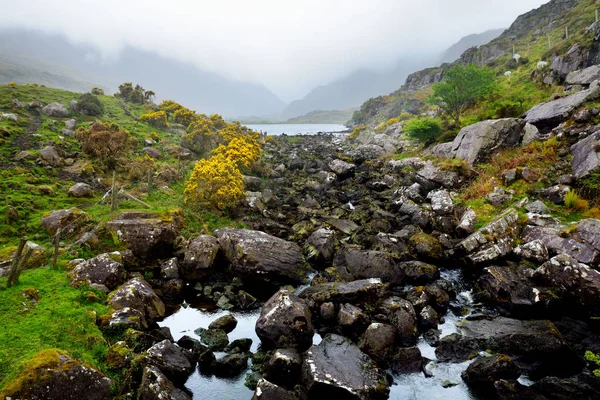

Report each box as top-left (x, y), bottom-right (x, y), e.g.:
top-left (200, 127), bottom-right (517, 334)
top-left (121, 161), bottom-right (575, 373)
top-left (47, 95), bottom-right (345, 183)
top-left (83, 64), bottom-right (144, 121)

top-left (245, 123), bottom-right (348, 136)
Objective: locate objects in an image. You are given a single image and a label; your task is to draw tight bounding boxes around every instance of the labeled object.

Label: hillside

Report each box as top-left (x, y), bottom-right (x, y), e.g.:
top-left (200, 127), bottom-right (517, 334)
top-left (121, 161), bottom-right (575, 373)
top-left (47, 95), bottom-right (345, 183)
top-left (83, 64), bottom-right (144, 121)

top-left (440, 28), bottom-right (505, 63)
top-left (284, 108), bottom-right (356, 124)
top-left (0, 29), bottom-right (285, 117)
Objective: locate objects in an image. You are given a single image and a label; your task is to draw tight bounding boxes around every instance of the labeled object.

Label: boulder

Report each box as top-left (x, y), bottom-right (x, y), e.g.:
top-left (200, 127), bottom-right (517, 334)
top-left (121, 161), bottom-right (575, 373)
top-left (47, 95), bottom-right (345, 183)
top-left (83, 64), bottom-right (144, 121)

top-left (41, 102), bottom-right (69, 117)
top-left (427, 189), bottom-right (454, 215)
top-left (456, 208), bottom-right (477, 236)
top-left (531, 376), bottom-right (600, 400)
top-left (2, 351), bottom-right (112, 399)
top-left (39, 145), bottom-right (62, 166)
top-left (416, 161), bottom-right (461, 189)
top-left (212, 353), bottom-right (248, 377)
top-left (215, 228), bottom-right (310, 286)
top-left (71, 252), bottom-right (125, 290)
top-left (378, 296), bottom-right (417, 346)
top-left (524, 82), bottom-right (600, 128)
top-left (571, 130), bottom-right (600, 179)
top-left (160, 258), bottom-right (179, 279)
top-left (329, 159), bottom-right (356, 180)
top-left (522, 122), bottom-right (545, 146)
top-left (106, 211), bottom-right (183, 261)
top-left (302, 334), bottom-right (389, 400)
top-left (252, 379), bottom-right (304, 400)
top-left (104, 307), bottom-right (147, 330)
top-left (299, 279), bottom-right (386, 306)
top-left (457, 208), bottom-right (519, 264)
top-left (521, 224), bottom-right (600, 265)
top-left (67, 182), bottom-right (94, 198)
top-left (337, 303), bottom-right (370, 337)
top-left (146, 340), bottom-right (194, 385)
top-left (566, 65), bottom-right (600, 85)
top-left (448, 118), bottom-right (524, 166)
top-left (264, 348), bottom-right (303, 389)
top-left (225, 338), bottom-right (252, 354)
top-left (397, 261), bottom-right (439, 285)
top-left (461, 355), bottom-right (521, 391)
top-left (141, 147), bottom-right (160, 159)
top-left (359, 322), bottom-right (397, 363)
top-left (194, 328), bottom-right (229, 351)
top-left (255, 289), bottom-right (314, 351)
top-left (332, 248), bottom-right (404, 284)
top-left (389, 347), bottom-right (423, 374)
top-left (180, 235), bottom-right (220, 281)
top-left (541, 184), bottom-right (571, 204)
top-left (41, 208), bottom-right (90, 236)
top-left (108, 278), bottom-right (165, 324)
top-left (551, 44), bottom-right (589, 80)
top-left (513, 239), bottom-right (549, 263)
top-left (65, 119), bottom-right (77, 130)
top-left (208, 314), bottom-right (237, 333)
top-left (138, 366), bottom-right (191, 400)
top-left (303, 228), bottom-right (337, 268)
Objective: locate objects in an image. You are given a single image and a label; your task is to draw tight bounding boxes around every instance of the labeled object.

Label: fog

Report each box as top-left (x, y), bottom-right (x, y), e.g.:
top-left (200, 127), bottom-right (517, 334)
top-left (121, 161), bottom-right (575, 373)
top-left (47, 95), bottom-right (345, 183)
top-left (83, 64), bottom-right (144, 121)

top-left (0, 0), bottom-right (549, 101)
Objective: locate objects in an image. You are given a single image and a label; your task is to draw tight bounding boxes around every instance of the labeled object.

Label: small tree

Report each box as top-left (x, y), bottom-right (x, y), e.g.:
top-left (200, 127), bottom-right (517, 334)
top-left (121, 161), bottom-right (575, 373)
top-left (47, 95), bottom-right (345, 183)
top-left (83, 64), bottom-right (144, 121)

top-left (404, 118), bottom-right (442, 145)
top-left (77, 93), bottom-right (104, 116)
top-left (431, 64), bottom-right (496, 124)
top-left (184, 153), bottom-right (246, 210)
top-left (91, 87), bottom-right (105, 95)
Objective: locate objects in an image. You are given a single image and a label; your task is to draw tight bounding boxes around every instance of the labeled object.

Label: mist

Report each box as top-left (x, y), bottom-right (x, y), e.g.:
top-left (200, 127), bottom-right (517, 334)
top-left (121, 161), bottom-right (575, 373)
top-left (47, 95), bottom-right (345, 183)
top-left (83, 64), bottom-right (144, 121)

top-left (1, 0), bottom-right (549, 101)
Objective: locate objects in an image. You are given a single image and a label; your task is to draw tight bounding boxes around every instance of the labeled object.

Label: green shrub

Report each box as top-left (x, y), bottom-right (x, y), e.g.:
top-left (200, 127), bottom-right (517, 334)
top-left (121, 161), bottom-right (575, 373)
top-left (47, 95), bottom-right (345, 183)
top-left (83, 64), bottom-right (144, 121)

top-left (404, 118), bottom-right (442, 145)
top-left (77, 93), bottom-right (104, 116)
top-left (585, 351), bottom-right (600, 377)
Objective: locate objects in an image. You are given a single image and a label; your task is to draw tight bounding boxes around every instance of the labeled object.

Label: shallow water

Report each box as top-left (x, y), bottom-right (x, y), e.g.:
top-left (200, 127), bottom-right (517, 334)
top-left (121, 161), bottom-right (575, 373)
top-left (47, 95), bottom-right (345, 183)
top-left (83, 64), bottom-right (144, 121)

top-left (246, 123), bottom-right (348, 136)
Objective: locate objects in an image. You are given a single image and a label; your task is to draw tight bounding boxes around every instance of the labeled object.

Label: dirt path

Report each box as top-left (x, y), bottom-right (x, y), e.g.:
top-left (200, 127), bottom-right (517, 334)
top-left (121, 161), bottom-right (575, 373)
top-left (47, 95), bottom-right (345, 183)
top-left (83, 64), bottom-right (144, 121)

top-left (12, 111), bottom-right (41, 151)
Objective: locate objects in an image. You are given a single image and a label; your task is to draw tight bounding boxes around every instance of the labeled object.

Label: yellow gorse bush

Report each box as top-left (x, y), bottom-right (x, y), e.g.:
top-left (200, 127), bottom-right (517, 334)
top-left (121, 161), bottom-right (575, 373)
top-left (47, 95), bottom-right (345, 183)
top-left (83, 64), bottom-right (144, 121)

top-left (184, 153), bottom-right (246, 210)
top-left (139, 110), bottom-right (168, 129)
top-left (213, 135), bottom-right (261, 169)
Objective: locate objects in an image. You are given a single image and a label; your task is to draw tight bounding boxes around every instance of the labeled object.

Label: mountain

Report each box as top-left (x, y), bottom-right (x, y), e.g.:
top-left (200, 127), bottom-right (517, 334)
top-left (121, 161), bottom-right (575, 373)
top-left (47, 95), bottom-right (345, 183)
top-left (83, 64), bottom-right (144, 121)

top-left (0, 29), bottom-right (285, 117)
top-left (277, 58), bottom-right (435, 120)
top-left (284, 108), bottom-right (357, 124)
top-left (440, 28), bottom-right (506, 63)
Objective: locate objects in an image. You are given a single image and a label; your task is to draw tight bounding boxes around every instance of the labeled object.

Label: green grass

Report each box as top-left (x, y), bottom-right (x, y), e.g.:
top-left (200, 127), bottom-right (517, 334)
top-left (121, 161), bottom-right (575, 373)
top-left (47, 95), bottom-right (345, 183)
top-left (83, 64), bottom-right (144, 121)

top-left (0, 267), bottom-right (111, 392)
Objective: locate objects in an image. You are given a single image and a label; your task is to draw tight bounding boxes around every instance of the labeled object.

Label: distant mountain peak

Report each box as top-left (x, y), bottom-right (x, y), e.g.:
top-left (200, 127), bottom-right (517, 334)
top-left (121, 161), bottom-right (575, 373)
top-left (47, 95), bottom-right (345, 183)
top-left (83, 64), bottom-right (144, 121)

top-left (440, 28), bottom-right (506, 64)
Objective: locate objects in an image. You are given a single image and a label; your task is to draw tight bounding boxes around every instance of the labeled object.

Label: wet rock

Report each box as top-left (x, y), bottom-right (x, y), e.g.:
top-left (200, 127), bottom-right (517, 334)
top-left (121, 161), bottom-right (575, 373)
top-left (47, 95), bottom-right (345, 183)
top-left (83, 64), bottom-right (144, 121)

top-left (408, 232), bottom-right (443, 261)
top-left (477, 264), bottom-right (539, 316)
top-left (264, 348), bottom-right (302, 389)
top-left (39, 145), bottom-right (62, 166)
top-left (213, 353), bottom-right (249, 377)
top-left (255, 289), bottom-right (314, 351)
top-left (379, 296), bottom-right (417, 346)
top-left (71, 252), bottom-right (125, 290)
top-left (514, 239), bottom-right (549, 263)
top-left (146, 340), bottom-right (194, 385)
top-left (216, 228), bottom-right (310, 286)
top-left (108, 277), bottom-right (165, 324)
top-left (160, 258), bottom-right (179, 279)
top-left (138, 366), bottom-right (191, 400)
top-left (176, 335), bottom-right (208, 357)
top-left (303, 334), bottom-right (389, 400)
top-left (225, 338), bottom-right (252, 354)
top-left (1, 350), bottom-right (113, 400)
top-left (299, 279), bottom-right (386, 306)
top-left (448, 118), bottom-right (524, 166)
top-left (531, 376), bottom-right (600, 400)
top-left (571, 130), bottom-right (600, 179)
top-left (337, 303), bottom-right (370, 337)
top-left (326, 218), bottom-right (359, 235)
top-left (524, 81), bottom-right (600, 128)
top-left (209, 314), bottom-right (238, 333)
top-left (104, 307), bottom-right (147, 330)
top-left (41, 207), bottom-right (91, 236)
top-left (398, 261), bottom-right (439, 285)
top-left (419, 305), bottom-right (439, 331)
top-left (359, 323), bottom-right (397, 363)
top-left (41, 102), bottom-right (69, 117)
top-left (329, 159), bottom-right (356, 180)
top-left (194, 328), bottom-right (229, 351)
top-left (461, 355), bottom-right (521, 391)
top-left (252, 379), bottom-right (304, 400)
top-left (67, 182), bottom-right (93, 198)
top-left (333, 247), bottom-right (404, 284)
top-left (304, 228), bottom-right (337, 268)
top-left (106, 211), bottom-right (183, 261)
top-left (458, 208), bottom-right (519, 264)
top-left (389, 346), bottom-right (423, 374)
top-left (180, 235), bottom-right (220, 281)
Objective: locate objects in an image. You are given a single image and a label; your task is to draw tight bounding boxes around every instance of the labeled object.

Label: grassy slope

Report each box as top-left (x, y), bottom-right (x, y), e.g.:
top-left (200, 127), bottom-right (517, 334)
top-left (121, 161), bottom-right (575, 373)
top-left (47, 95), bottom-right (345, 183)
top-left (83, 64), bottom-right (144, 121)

top-left (0, 84), bottom-right (244, 391)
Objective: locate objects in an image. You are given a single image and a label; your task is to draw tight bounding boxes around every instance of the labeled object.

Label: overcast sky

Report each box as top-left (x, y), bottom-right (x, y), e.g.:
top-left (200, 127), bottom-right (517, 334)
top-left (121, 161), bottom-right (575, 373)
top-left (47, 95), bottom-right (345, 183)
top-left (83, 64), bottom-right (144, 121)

top-left (1, 0), bottom-right (549, 101)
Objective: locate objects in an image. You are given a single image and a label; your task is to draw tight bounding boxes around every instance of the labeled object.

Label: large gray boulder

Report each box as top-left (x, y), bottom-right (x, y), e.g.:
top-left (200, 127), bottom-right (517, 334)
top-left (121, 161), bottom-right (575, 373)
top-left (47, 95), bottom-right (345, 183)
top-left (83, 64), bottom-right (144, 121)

top-left (41, 208), bottom-right (90, 236)
top-left (215, 228), bottom-right (310, 286)
top-left (328, 159), bottom-right (356, 180)
top-left (67, 182), bottom-right (94, 198)
top-left (41, 102), bottom-right (69, 118)
top-left (39, 145), bottom-right (62, 166)
top-left (332, 248), bottom-right (404, 284)
top-left (71, 252), bottom-right (125, 290)
top-left (106, 211), bottom-right (183, 261)
top-left (448, 118), bottom-right (524, 166)
top-left (146, 340), bottom-right (194, 385)
top-left (457, 208), bottom-right (519, 264)
top-left (180, 235), bottom-right (220, 281)
top-left (524, 81), bottom-right (600, 128)
top-left (138, 366), bottom-right (191, 400)
top-left (108, 278), bottom-right (165, 325)
top-left (566, 64), bottom-right (600, 85)
top-left (299, 279), bottom-right (386, 306)
top-left (551, 44), bottom-right (589, 80)
top-left (302, 334), bottom-right (389, 400)
top-left (571, 130), bottom-right (600, 179)
top-left (303, 227), bottom-right (337, 268)
top-left (255, 289), bottom-right (314, 351)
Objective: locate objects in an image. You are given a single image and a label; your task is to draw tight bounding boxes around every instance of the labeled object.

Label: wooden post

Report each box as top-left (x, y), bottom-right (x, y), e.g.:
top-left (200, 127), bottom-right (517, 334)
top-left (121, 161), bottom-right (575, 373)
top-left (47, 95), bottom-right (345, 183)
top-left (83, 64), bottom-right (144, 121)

top-left (7, 238), bottom-right (31, 288)
top-left (52, 228), bottom-right (61, 270)
top-left (147, 169), bottom-right (152, 195)
top-left (111, 170), bottom-right (117, 212)
top-left (177, 156), bottom-right (181, 180)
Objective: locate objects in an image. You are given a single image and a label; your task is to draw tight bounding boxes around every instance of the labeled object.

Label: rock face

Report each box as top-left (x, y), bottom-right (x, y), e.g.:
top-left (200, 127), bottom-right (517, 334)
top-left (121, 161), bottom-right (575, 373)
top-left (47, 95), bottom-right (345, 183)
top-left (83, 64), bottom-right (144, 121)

top-left (524, 82), bottom-right (600, 128)
top-left (71, 252), bottom-right (125, 290)
top-left (68, 183), bottom-right (94, 198)
top-left (106, 212), bottom-right (183, 261)
top-left (255, 289), bottom-right (314, 351)
top-left (180, 235), bottom-right (220, 281)
top-left (138, 366), bottom-right (191, 400)
top-left (571, 130), bottom-right (600, 179)
top-left (215, 228), bottom-right (310, 286)
top-left (333, 248), bottom-right (404, 284)
top-left (41, 102), bottom-right (69, 117)
top-left (448, 118), bottom-right (524, 166)
top-left (108, 278), bottom-right (165, 326)
top-left (302, 334), bottom-right (389, 400)
top-left (458, 208), bottom-right (519, 264)
top-left (1, 350), bottom-right (113, 400)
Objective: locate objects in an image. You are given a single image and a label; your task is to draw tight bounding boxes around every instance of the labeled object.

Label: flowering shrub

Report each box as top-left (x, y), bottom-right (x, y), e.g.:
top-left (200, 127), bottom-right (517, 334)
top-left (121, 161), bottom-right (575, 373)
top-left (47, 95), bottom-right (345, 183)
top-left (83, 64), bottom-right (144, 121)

top-left (139, 111), bottom-right (168, 129)
top-left (213, 135), bottom-right (261, 169)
